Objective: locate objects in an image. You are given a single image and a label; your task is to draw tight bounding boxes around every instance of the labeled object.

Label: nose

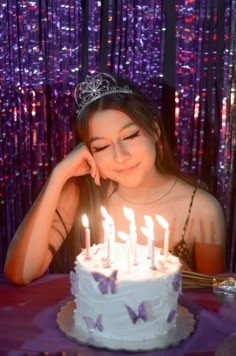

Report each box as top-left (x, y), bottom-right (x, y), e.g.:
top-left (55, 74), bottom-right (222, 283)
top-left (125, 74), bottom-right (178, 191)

top-left (113, 142), bottom-right (130, 162)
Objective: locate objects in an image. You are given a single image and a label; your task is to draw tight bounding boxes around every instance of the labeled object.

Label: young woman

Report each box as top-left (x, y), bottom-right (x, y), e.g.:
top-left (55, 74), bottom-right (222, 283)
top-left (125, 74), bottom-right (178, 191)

top-left (4, 73), bottom-right (226, 285)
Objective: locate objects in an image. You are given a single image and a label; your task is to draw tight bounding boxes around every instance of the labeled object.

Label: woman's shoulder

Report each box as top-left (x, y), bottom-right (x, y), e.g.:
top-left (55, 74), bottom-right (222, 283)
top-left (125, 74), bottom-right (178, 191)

top-left (195, 187), bottom-right (225, 221)
top-left (177, 178), bottom-right (224, 218)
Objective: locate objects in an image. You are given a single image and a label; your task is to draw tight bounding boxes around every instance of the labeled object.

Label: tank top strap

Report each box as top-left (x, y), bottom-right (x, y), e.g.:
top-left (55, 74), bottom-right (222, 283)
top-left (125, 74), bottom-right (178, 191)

top-left (181, 186), bottom-right (198, 241)
top-left (171, 186), bottom-right (198, 269)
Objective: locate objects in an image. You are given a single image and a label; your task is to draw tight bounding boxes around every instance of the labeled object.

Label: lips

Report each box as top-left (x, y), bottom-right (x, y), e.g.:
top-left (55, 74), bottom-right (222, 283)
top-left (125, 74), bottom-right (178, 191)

top-left (116, 163), bottom-right (139, 174)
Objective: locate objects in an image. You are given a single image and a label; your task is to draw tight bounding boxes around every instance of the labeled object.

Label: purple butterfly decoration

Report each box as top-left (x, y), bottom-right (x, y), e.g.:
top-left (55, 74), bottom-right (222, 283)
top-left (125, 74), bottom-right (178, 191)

top-left (167, 309), bottom-right (176, 323)
top-left (69, 270), bottom-right (78, 297)
top-left (126, 302), bottom-right (148, 324)
top-left (91, 269), bottom-right (118, 295)
top-left (83, 314), bottom-right (103, 332)
top-left (172, 273), bottom-right (181, 292)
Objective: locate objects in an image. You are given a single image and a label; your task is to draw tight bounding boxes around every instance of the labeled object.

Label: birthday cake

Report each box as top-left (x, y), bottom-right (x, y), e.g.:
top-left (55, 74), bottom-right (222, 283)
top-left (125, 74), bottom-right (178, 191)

top-left (69, 242), bottom-right (182, 351)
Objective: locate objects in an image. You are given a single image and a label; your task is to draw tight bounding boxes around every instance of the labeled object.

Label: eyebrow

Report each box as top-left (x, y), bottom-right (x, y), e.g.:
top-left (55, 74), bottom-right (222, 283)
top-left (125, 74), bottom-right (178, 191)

top-left (89, 122), bottom-right (137, 144)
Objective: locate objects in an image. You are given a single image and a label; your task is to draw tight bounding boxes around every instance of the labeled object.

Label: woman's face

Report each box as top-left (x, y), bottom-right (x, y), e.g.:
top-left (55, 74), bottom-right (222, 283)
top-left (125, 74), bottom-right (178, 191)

top-left (88, 109), bottom-right (158, 188)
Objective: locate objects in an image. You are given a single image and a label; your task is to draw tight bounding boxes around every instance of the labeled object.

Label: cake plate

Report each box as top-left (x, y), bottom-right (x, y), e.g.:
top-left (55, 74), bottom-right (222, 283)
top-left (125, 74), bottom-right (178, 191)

top-left (57, 301), bottom-right (196, 352)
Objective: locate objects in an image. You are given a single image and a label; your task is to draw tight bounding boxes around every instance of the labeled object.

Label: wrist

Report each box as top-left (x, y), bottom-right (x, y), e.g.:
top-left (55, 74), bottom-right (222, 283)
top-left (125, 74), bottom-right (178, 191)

top-left (50, 164), bottom-right (71, 187)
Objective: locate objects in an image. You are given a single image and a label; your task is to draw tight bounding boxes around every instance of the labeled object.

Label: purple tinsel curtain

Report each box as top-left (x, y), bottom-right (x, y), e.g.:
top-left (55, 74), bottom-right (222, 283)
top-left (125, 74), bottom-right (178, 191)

top-left (0, 0), bottom-right (235, 272)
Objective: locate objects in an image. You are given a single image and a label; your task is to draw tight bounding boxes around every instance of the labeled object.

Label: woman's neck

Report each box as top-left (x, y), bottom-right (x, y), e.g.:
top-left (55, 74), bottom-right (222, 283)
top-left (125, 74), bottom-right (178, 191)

top-left (114, 174), bottom-right (176, 205)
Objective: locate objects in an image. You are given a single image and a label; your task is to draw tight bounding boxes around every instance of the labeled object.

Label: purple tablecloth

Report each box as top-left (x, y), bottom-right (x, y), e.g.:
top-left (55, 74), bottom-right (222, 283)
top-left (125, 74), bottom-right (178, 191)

top-left (0, 273), bottom-right (236, 355)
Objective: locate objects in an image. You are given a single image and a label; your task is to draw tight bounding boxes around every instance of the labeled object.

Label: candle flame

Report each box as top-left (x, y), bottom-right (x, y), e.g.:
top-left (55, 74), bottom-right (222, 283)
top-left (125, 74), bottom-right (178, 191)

top-left (101, 206), bottom-right (114, 224)
top-left (156, 214), bottom-right (169, 230)
top-left (123, 206), bottom-right (135, 221)
top-left (141, 215), bottom-right (154, 241)
top-left (82, 213), bottom-right (89, 228)
top-left (117, 231), bottom-right (129, 242)
top-left (144, 215), bottom-right (154, 229)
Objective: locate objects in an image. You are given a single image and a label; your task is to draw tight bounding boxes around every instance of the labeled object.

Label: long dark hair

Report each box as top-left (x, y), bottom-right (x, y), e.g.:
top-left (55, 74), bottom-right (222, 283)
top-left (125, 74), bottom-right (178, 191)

top-left (50, 75), bottom-right (202, 273)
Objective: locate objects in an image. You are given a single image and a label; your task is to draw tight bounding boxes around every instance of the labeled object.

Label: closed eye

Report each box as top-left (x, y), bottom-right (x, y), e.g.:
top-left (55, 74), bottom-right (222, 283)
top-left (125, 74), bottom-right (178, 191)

top-left (92, 130), bottom-right (141, 152)
top-left (93, 144), bottom-right (110, 152)
top-left (123, 130), bottom-right (141, 140)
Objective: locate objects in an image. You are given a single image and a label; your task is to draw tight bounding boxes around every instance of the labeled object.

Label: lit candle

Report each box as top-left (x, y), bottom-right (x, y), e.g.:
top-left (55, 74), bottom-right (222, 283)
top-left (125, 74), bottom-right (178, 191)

top-left (117, 231), bottom-right (131, 272)
top-left (101, 206), bottom-right (115, 267)
top-left (141, 215), bottom-right (156, 269)
top-left (123, 206), bottom-right (138, 265)
top-left (82, 213), bottom-right (91, 260)
top-left (102, 220), bottom-right (111, 267)
top-left (156, 214), bottom-right (169, 260)
top-left (150, 238), bottom-right (156, 270)
top-left (101, 206), bottom-right (114, 226)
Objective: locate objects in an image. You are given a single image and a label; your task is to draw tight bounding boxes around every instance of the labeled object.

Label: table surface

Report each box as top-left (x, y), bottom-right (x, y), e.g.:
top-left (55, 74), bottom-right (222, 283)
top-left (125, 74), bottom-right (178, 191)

top-left (0, 273), bottom-right (236, 356)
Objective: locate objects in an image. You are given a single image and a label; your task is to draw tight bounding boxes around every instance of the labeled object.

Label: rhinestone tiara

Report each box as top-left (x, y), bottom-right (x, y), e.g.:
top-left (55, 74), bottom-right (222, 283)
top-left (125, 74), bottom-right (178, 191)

top-left (74, 73), bottom-right (137, 114)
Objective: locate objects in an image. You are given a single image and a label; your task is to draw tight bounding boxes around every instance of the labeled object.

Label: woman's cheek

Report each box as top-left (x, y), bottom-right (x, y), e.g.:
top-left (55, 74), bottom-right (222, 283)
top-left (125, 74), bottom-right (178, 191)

top-left (99, 163), bottom-right (109, 179)
top-left (100, 171), bottom-right (108, 179)
top-left (93, 156), bottom-right (108, 179)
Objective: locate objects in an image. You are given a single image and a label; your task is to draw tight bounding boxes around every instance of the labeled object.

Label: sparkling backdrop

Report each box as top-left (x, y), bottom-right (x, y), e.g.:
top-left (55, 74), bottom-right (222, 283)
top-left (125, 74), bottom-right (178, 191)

top-left (0, 0), bottom-right (235, 271)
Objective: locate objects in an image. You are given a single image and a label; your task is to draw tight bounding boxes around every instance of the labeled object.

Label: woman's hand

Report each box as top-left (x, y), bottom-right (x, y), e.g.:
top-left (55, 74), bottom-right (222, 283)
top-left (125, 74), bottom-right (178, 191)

top-left (55, 142), bottom-right (101, 185)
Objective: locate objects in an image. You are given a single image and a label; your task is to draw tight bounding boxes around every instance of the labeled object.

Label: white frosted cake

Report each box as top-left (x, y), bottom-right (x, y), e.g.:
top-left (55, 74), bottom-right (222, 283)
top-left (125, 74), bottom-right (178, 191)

top-left (70, 242), bottom-right (182, 351)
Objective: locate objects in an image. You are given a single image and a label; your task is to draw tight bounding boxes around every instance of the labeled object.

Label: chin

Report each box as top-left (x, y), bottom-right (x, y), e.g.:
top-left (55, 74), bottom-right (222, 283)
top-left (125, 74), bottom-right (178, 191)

top-left (117, 178), bottom-right (144, 189)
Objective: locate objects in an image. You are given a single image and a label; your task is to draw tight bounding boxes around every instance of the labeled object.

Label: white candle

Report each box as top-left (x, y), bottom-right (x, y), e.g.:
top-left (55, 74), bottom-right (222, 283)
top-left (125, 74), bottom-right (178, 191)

top-left (130, 220), bottom-right (138, 265)
top-left (164, 229), bottom-right (169, 259)
top-left (101, 206), bottom-right (115, 267)
top-left (141, 215), bottom-right (156, 269)
top-left (123, 206), bottom-right (137, 265)
top-left (126, 238), bottom-right (131, 272)
top-left (117, 231), bottom-right (130, 272)
top-left (150, 238), bottom-right (156, 270)
top-left (156, 214), bottom-right (169, 260)
top-left (82, 214), bottom-right (91, 260)
top-left (102, 220), bottom-right (111, 267)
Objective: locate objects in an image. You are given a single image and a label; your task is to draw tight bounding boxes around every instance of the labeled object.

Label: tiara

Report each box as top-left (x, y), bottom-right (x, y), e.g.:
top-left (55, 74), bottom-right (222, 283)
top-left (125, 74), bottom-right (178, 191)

top-left (74, 73), bottom-right (136, 114)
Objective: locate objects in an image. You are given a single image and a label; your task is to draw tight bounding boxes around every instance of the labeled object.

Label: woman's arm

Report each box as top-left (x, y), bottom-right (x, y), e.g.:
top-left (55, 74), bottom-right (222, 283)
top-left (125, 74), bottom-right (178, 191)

top-left (4, 143), bottom-right (100, 285)
top-left (193, 190), bottom-right (226, 274)
top-left (194, 243), bottom-right (225, 274)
